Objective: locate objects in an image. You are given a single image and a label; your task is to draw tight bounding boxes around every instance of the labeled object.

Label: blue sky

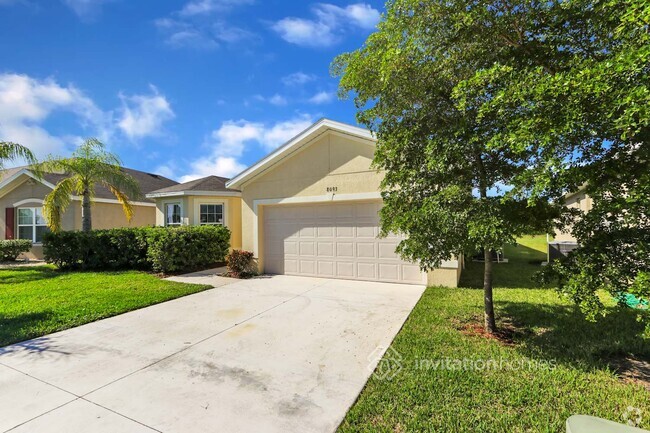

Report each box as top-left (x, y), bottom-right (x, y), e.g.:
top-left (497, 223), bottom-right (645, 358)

top-left (0, 0), bottom-right (383, 181)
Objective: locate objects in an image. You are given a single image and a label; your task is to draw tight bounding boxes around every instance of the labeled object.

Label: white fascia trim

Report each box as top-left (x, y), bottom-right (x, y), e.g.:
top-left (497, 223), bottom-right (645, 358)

top-left (251, 191), bottom-right (382, 257)
top-left (226, 119), bottom-right (376, 190)
top-left (70, 196), bottom-right (156, 207)
top-left (0, 169), bottom-right (56, 193)
top-left (12, 198), bottom-right (45, 207)
top-left (145, 190), bottom-right (241, 199)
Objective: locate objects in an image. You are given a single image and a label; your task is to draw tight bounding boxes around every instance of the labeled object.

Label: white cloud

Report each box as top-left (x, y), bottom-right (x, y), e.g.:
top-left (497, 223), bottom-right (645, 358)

top-left (0, 73), bottom-right (176, 164)
top-left (0, 73), bottom-right (110, 157)
top-left (252, 93), bottom-right (288, 106)
top-left (179, 0), bottom-right (254, 16)
top-left (178, 114), bottom-right (315, 180)
top-left (269, 94), bottom-right (288, 106)
top-left (157, 0), bottom-right (256, 50)
top-left (282, 71), bottom-right (317, 86)
top-left (62, 0), bottom-right (114, 21)
top-left (272, 2), bottom-right (380, 47)
top-left (308, 91), bottom-right (334, 105)
top-left (117, 85), bottom-right (175, 140)
top-left (272, 18), bottom-right (335, 47)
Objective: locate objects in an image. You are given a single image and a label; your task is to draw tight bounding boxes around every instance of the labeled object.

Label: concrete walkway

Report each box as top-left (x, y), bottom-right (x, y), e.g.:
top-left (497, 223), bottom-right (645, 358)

top-left (0, 275), bottom-right (424, 433)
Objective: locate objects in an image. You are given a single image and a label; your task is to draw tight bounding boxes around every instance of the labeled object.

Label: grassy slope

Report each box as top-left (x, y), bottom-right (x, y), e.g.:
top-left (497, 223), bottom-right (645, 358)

top-left (0, 266), bottom-right (211, 347)
top-left (339, 236), bottom-right (650, 432)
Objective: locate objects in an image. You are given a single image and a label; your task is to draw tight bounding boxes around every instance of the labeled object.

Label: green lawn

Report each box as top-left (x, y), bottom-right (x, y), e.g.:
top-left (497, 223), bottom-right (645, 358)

top-left (339, 236), bottom-right (650, 432)
top-left (0, 266), bottom-right (211, 347)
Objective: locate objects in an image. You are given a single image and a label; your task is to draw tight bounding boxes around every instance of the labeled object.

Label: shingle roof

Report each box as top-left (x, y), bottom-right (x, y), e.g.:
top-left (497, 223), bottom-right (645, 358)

top-left (0, 166), bottom-right (179, 203)
top-left (147, 175), bottom-right (239, 196)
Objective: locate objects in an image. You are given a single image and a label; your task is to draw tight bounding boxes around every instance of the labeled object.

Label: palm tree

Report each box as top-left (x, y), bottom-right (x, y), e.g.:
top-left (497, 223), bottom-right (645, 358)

top-left (33, 138), bottom-right (141, 232)
top-left (0, 141), bottom-right (36, 169)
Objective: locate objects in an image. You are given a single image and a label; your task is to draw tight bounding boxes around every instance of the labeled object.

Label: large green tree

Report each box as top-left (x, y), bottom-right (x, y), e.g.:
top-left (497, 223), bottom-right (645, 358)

top-left (333, 0), bottom-right (558, 333)
top-left (0, 141), bottom-right (36, 169)
top-left (449, 0), bottom-right (650, 331)
top-left (33, 138), bottom-right (141, 232)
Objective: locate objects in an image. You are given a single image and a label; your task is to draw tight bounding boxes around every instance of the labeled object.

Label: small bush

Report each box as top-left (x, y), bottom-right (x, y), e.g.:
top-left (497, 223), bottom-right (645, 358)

top-left (226, 249), bottom-right (256, 278)
top-left (0, 239), bottom-right (32, 261)
top-left (43, 225), bottom-right (230, 274)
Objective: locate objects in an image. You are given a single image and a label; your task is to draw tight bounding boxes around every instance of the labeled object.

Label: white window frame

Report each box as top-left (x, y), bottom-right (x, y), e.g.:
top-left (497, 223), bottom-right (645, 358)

top-left (17, 206), bottom-right (49, 244)
top-left (165, 202), bottom-right (183, 227)
top-left (199, 203), bottom-right (225, 226)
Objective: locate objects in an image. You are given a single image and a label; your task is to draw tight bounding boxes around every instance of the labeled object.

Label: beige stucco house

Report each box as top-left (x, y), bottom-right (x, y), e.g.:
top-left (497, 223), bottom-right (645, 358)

top-left (0, 166), bottom-right (178, 259)
top-left (147, 119), bottom-right (463, 286)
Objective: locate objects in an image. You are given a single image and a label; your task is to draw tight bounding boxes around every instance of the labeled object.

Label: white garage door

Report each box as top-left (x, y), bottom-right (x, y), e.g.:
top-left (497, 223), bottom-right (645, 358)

top-left (263, 201), bottom-right (426, 284)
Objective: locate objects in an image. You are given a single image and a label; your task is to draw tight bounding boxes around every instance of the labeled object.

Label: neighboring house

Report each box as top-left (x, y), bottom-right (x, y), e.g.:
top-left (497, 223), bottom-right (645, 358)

top-left (0, 166), bottom-right (178, 259)
top-left (147, 118), bottom-right (463, 287)
top-left (548, 188), bottom-right (592, 261)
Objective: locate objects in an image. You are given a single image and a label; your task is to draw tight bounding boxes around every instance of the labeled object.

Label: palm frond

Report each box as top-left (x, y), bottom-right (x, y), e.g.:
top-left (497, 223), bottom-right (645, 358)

top-left (0, 142), bottom-right (36, 170)
top-left (108, 186), bottom-right (135, 221)
top-left (43, 177), bottom-right (76, 232)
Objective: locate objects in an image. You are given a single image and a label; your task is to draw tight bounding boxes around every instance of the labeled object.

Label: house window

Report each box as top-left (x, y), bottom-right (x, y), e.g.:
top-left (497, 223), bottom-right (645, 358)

top-left (17, 207), bottom-right (49, 243)
top-left (165, 203), bottom-right (182, 226)
top-left (199, 204), bottom-right (224, 226)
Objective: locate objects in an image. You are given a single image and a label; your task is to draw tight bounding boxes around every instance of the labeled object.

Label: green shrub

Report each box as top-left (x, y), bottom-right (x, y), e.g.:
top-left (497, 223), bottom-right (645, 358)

top-left (226, 249), bottom-right (256, 278)
top-left (43, 226), bottom-right (230, 273)
top-left (43, 228), bottom-right (149, 270)
top-left (146, 226), bottom-right (230, 273)
top-left (0, 239), bottom-right (32, 261)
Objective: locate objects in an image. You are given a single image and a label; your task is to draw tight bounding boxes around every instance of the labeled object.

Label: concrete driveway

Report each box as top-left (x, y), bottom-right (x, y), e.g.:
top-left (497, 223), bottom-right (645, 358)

top-left (0, 275), bottom-right (424, 433)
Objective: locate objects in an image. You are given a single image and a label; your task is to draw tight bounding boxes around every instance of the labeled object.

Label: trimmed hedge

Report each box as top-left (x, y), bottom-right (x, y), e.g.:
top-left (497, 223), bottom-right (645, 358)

top-left (43, 226), bottom-right (230, 274)
top-left (0, 239), bottom-right (32, 261)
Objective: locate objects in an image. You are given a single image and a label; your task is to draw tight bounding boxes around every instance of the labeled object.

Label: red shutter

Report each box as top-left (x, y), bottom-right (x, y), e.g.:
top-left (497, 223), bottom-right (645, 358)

top-left (5, 208), bottom-right (14, 240)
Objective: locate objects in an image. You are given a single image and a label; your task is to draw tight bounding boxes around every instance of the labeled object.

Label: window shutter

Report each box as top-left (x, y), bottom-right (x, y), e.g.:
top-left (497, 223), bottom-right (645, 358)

top-left (5, 207), bottom-right (14, 240)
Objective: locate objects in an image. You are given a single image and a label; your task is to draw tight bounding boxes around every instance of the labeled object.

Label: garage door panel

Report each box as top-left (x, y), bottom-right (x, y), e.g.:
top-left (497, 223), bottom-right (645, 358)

top-left (299, 260), bottom-right (316, 274)
top-left (378, 242), bottom-right (399, 259)
top-left (335, 204), bottom-right (354, 218)
top-left (357, 242), bottom-right (376, 258)
top-left (317, 242), bottom-right (334, 257)
top-left (336, 242), bottom-right (354, 257)
top-left (378, 263), bottom-right (399, 281)
top-left (336, 226), bottom-right (353, 237)
top-left (299, 241), bottom-right (315, 256)
top-left (356, 225), bottom-right (376, 238)
top-left (336, 262), bottom-right (355, 278)
top-left (357, 263), bottom-right (377, 279)
top-left (355, 202), bottom-right (380, 217)
top-left (317, 225), bottom-right (334, 237)
top-left (318, 261), bottom-right (335, 276)
top-left (264, 202), bottom-right (425, 285)
top-left (284, 259), bottom-right (298, 273)
top-left (299, 226), bottom-right (315, 237)
top-left (284, 240), bottom-right (298, 255)
top-left (402, 264), bottom-right (424, 283)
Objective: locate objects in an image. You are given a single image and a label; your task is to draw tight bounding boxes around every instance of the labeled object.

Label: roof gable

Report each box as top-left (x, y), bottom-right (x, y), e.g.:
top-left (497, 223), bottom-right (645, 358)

top-left (146, 175), bottom-right (241, 198)
top-left (225, 119), bottom-right (375, 189)
top-left (0, 166), bottom-right (178, 203)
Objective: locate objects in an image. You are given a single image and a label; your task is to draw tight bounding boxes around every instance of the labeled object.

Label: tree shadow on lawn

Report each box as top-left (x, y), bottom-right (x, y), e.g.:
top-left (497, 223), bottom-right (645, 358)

top-left (0, 266), bottom-right (61, 285)
top-left (0, 311), bottom-right (67, 351)
top-left (459, 243), bottom-right (551, 289)
top-left (499, 300), bottom-right (650, 371)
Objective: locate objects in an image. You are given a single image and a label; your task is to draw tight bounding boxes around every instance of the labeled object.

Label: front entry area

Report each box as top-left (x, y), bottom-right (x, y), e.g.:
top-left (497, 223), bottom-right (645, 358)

top-left (263, 201), bottom-right (426, 285)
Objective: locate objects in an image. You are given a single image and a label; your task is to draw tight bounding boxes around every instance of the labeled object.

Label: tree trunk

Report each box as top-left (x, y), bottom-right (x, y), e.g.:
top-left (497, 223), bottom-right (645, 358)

top-left (81, 190), bottom-right (92, 232)
top-left (483, 247), bottom-right (497, 334)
